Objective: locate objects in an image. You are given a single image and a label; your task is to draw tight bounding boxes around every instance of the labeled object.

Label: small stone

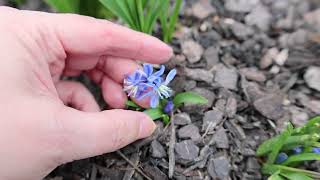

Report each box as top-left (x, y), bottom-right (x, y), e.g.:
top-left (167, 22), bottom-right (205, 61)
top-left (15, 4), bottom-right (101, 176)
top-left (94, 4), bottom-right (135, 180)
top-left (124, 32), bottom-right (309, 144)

top-left (181, 40), bottom-right (204, 64)
top-left (225, 0), bottom-right (259, 13)
top-left (246, 157), bottom-right (261, 173)
top-left (184, 68), bottom-right (214, 83)
top-left (175, 113), bottom-right (192, 125)
top-left (289, 106), bottom-right (309, 127)
top-left (175, 140), bottom-right (199, 161)
top-left (183, 80), bottom-right (197, 91)
top-left (307, 100), bottom-right (320, 114)
top-left (143, 165), bottom-right (169, 180)
top-left (213, 128), bottom-right (229, 149)
top-left (208, 156), bottom-right (230, 179)
top-left (240, 68), bottom-right (267, 82)
top-left (225, 96), bottom-right (237, 118)
top-left (279, 30), bottom-right (309, 48)
top-left (304, 66), bottom-right (320, 92)
top-left (178, 124), bottom-right (201, 141)
top-left (245, 5), bottom-right (272, 31)
top-left (304, 9), bottom-right (320, 31)
top-left (215, 66), bottom-right (239, 90)
top-left (253, 93), bottom-right (285, 120)
top-left (150, 140), bottom-right (166, 158)
top-left (229, 20), bottom-right (254, 40)
top-left (191, 0), bottom-right (216, 19)
top-left (270, 65), bottom-right (280, 74)
top-left (260, 47), bottom-right (279, 69)
top-left (204, 46), bottom-right (219, 69)
top-left (202, 109), bottom-right (224, 132)
top-left (275, 49), bottom-right (289, 66)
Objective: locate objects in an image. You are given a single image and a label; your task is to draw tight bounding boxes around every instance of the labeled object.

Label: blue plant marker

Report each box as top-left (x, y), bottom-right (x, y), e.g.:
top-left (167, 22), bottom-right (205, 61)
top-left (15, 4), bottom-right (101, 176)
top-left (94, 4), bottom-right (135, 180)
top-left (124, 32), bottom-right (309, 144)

top-left (164, 101), bottom-right (175, 114)
top-left (275, 152), bottom-right (288, 164)
top-left (312, 147), bottom-right (320, 154)
top-left (292, 146), bottom-right (303, 154)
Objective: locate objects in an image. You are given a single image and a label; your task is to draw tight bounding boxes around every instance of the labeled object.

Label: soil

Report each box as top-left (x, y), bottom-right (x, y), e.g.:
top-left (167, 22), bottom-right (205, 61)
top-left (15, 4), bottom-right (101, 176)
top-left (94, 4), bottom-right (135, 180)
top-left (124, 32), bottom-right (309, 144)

top-left (2, 0), bottom-right (320, 179)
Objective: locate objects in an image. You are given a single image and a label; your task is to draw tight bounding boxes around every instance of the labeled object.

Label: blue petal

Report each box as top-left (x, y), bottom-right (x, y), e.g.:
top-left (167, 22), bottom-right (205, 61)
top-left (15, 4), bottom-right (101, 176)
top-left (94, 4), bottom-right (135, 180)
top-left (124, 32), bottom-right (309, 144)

top-left (275, 152), bottom-right (288, 164)
top-left (143, 64), bottom-right (153, 76)
top-left (164, 69), bottom-right (177, 85)
top-left (150, 94), bottom-right (159, 108)
top-left (292, 146), bottom-right (303, 154)
top-left (153, 65), bottom-right (165, 77)
top-left (164, 101), bottom-right (174, 114)
top-left (312, 147), bottom-right (320, 154)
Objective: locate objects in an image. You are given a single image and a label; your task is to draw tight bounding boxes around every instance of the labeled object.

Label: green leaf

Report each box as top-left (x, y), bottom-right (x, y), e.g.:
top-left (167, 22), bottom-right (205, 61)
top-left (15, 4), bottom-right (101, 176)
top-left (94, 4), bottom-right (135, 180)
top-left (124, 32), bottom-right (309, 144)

top-left (282, 153), bottom-right (320, 166)
top-left (126, 100), bottom-right (140, 108)
top-left (257, 133), bottom-right (320, 156)
top-left (45, 0), bottom-right (80, 13)
top-left (263, 164), bottom-right (320, 179)
top-left (294, 116), bottom-right (320, 135)
top-left (280, 172), bottom-right (313, 180)
top-left (99, 0), bottom-right (137, 30)
top-left (166, 0), bottom-right (182, 42)
top-left (162, 114), bottom-right (170, 125)
top-left (268, 173), bottom-right (285, 180)
top-left (144, 108), bottom-right (164, 120)
top-left (267, 123), bottom-right (293, 164)
top-left (173, 92), bottom-right (208, 108)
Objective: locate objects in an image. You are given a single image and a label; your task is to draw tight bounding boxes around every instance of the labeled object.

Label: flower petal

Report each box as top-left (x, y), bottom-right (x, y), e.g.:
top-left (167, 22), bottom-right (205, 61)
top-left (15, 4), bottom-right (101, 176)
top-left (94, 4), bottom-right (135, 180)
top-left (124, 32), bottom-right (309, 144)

top-left (153, 65), bottom-right (165, 77)
top-left (164, 69), bottom-right (177, 85)
top-left (150, 94), bottom-right (159, 108)
top-left (143, 64), bottom-right (153, 76)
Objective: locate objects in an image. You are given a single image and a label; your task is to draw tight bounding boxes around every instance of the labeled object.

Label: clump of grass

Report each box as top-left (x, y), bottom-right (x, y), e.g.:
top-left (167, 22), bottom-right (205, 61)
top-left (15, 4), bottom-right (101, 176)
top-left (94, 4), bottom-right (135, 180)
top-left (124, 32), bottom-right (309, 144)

top-left (99, 0), bottom-right (182, 43)
top-left (45, 0), bottom-right (114, 19)
top-left (257, 116), bottom-right (320, 179)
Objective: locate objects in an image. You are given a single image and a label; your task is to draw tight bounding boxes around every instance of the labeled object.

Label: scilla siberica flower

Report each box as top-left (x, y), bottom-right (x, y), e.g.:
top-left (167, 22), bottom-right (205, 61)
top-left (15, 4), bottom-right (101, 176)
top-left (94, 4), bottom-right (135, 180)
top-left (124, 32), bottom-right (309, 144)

top-left (312, 147), bottom-right (320, 154)
top-left (124, 64), bottom-right (176, 108)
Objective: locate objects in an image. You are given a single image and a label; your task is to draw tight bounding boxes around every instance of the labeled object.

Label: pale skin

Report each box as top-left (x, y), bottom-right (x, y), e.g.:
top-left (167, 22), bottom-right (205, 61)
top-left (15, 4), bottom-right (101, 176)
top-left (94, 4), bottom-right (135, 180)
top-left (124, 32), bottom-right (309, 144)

top-left (0, 7), bottom-right (173, 180)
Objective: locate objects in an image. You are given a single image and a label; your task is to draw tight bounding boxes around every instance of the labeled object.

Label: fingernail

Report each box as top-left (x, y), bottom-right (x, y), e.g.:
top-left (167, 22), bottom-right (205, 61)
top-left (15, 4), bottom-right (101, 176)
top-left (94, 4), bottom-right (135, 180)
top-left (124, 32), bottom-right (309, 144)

top-left (139, 115), bottom-right (156, 138)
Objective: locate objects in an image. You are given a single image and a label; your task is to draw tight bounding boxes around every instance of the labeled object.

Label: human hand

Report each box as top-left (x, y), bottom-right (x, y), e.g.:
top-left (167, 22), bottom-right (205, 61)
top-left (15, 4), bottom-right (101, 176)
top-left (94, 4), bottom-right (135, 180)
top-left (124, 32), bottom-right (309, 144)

top-left (0, 7), bottom-right (172, 180)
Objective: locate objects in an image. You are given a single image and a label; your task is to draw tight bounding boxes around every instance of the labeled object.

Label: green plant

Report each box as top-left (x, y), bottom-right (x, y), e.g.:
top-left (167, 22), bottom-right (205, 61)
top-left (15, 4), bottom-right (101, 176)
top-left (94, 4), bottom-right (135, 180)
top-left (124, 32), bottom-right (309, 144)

top-left (127, 92), bottom-right (207, 124)
top-left (257, 116), bottom-right (320, 179)
top-left (99, 0), bottom-right (182, 43)
top-left (45, 0), bottom-right (114, 19)
top-left (124, 63), bottom-right (207, 124)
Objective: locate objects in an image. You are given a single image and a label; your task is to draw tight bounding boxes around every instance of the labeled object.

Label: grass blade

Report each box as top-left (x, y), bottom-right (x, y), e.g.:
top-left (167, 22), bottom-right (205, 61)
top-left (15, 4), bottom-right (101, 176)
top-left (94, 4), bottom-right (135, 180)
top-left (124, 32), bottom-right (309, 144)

top-left (166, 0), bottom-right (182, 42)
top-left (136, 0), bottom-right (145, 32)
top-left (282, 153), bottom-right (320, 166)
top-left (281, 172), bottom-right (313, 180)
top-left (45, 0), bottom-right (80, 13)
top-left (99, 0), bottom-right (137, 30)
top-left (267, 124), bottom-right (293, 164)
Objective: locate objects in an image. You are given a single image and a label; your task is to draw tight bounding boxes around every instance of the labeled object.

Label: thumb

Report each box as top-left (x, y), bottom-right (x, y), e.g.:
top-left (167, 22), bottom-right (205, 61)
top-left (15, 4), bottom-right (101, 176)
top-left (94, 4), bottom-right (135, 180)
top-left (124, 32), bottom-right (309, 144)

top-left (56, 106), bottom-right (156, 161)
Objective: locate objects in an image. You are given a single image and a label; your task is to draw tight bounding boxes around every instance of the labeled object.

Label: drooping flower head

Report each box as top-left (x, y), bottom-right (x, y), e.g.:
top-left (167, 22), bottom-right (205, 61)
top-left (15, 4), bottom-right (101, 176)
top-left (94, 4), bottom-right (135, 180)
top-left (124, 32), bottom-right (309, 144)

top-left (292, 146), bottom-right (303, 154)
top-left (275, 152), bottom-right (288, 164)
top-left (312, 147), bottom-right (320, 154)
top-left (124, 64), bottom-right (177, 108)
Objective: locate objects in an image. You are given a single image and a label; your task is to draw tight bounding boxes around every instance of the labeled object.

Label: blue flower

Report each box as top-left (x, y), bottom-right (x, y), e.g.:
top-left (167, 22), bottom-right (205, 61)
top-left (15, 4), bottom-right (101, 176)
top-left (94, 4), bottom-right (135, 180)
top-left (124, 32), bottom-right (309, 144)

top-left (143, 64), bottom-right (164, 86)
top-left (140, 68), bottom-right (177, 108)
top-left (275, 152), bottom-right (288, 164)
top-left (292, 146), bottom-right (303, 154)
top-left (164, 101), bottom-right (175, 114)
top-left (123, 70), bottom-right (147, 98)
top-left (124, 64), bottom-right (177, 108)
top-left (312, 147), bottom-right (320, 154)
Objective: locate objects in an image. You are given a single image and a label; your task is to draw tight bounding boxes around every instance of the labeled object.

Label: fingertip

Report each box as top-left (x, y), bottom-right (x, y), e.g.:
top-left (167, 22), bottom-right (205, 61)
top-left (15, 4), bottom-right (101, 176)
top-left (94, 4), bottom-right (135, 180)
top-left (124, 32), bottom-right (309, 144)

top-left (138, 112), bottom-right (156, 138)
top-left (137, 36), bottom-right (174, 63)
top-left (101, 76), bottom-right (127, 108)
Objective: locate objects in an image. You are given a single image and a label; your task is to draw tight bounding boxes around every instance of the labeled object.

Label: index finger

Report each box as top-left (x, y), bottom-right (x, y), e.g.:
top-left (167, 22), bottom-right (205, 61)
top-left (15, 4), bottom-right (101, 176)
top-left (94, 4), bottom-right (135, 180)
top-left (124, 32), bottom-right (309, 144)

top-left (48, 13), bottom-right (173, 64)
